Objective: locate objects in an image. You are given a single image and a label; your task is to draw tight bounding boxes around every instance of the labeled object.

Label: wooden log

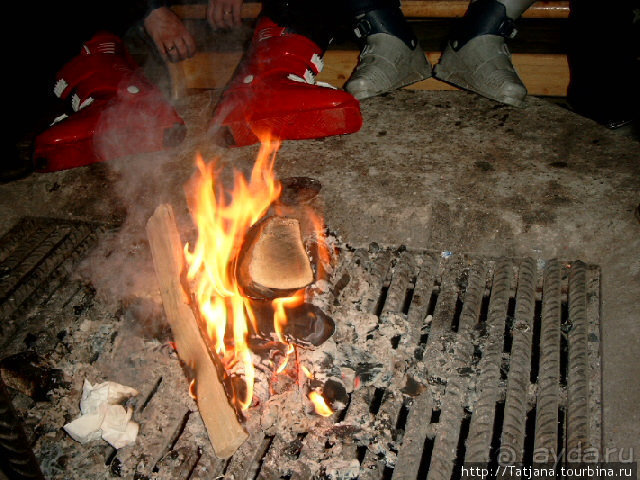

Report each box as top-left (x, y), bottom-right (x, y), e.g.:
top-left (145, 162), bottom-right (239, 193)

top-left (236, 216), bottom-right (314, 299)
top-left (146, 204), bottom-right (248, 459)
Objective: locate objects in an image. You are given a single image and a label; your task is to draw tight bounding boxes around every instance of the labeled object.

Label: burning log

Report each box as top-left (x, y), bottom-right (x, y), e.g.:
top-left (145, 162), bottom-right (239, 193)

top-left (146, 204), bottom-right (248, 459)
top-left (236, 216), bottom-right (314, 299)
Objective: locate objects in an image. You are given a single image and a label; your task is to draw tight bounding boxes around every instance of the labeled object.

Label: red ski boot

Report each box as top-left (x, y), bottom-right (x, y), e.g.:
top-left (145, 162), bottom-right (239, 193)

top-left (211, 17), bottom-right (362, 147)
top-left (34, 32), bottom-right (186, 172)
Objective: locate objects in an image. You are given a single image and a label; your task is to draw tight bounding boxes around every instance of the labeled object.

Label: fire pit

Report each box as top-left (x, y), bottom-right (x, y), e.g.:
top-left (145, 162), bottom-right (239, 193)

top-left (0, 211), bottom-right (601, 479)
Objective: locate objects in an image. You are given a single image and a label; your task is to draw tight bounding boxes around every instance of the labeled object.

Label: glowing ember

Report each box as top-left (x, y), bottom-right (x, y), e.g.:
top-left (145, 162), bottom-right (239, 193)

top-left (188, 379), bottom-right (197, 400)
top-left (309, 390), bottom-right (334, 417)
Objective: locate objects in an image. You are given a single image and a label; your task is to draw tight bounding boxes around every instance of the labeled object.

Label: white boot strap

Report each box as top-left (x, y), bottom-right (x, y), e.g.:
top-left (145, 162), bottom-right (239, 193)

top-left (287, 71), bottom-right (337, 90)
top-left (310, 53), bottom-right (324, 73)
top-left (71, 94), bottom-right (94, 112)
top-left (51, 113), bottom-right (68, 126)
top-left (287, 69), bottom-right (316, 85)
top-left (54, 79), bottom-right (68, 98)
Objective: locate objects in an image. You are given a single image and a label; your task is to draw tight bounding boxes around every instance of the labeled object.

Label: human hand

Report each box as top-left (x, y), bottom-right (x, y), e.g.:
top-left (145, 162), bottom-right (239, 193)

top-left (207, 0), bottom-right (244, 29)
top-left (144, 7), bottom-right (197, 62)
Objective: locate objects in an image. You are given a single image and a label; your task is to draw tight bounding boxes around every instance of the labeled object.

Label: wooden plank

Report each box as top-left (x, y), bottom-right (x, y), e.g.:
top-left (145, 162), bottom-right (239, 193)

top-left (172, 3), bottom-right (261, 20)
top-left (169, 50), bottom-right (568, 98)
top-left (172, 1), bottom-right (569, 20)
top-left (402, 1), bottom-right (569, 18)
top-left (146, 204), bottom-right (248, 459)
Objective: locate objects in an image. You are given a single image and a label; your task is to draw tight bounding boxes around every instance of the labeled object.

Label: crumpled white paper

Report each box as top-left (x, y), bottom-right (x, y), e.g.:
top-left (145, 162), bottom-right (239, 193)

top-left (64, 379), bottom-right (140, 449)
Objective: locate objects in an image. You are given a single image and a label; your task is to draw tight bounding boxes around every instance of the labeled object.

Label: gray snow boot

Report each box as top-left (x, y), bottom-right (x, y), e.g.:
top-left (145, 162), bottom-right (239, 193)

top-left (435, 34), bottom-right (526, 107)
top-left (434, 0), bottom-right (534, 107)
top-left (344, 7), bottom-right (432, 100)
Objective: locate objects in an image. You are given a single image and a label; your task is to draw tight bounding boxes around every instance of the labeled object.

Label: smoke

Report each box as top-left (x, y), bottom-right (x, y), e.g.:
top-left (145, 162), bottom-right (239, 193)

top-left (74, 25), bottom-right (253, 322)
top-left (75, 58), bottom-right (206, 310)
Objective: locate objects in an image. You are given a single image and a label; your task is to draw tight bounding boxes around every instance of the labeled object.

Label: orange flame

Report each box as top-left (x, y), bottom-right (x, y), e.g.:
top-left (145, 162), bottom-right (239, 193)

top-left (183, 134), bottom-right (334, 413)
top-left (309, 390), bottom-right (334, 417)
top-left (184, 136), bottom-right (281, 411)
top-left (301, 365), bottom-right (313, 379)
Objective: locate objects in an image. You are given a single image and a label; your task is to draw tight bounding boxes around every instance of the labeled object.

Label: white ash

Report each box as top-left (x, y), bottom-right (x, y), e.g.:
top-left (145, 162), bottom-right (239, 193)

top-left (231, 247), bottom-right (432, 475)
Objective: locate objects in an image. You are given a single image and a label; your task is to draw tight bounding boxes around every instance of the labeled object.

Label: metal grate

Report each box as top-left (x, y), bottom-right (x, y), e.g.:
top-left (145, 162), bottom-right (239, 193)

top-left (0, 221), bottom-right (602, 480)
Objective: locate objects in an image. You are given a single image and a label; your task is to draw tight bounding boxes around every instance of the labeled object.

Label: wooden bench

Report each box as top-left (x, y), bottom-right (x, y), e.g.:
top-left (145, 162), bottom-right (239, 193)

top-left (167, 1), bottom-right (570, 99)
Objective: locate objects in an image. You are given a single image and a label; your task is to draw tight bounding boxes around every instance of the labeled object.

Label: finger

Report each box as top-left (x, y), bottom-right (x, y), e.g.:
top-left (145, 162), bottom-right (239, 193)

top-left (232, 1), bottom-right (242, 26)
top-left (155, 38), bottom-right (170, 62)
top-left (161, 42), bottom-right (172, 62)
top-left (214, 2), bottom-right (225, 28)
top-left (183, 32), bottom-right (197, 58)
top-left (223, 7), bottom-right (235, 28)
top-left (174, 37), bottom-right (189, 61)
top-left (206, 1), bottom-right (215, 27)
top-left (165, 43), bottom-right (180, 63)
top-left (207, 1), bottom-right (221, 28)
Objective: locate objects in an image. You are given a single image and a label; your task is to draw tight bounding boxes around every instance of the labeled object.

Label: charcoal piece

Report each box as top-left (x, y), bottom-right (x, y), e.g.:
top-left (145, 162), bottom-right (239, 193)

top-left (285, 303), bottom-right (335, 347)
top-left (401, 375), bottom-right (426, 396)
top-left (354, 362), bottom-right (385, 384)
top-left (322, 378), bottom-right (349, 409)
top-left (248, 300), bottom-right (335, 347)
top-left (278, 177), bottom-right (322, 206)
top-left (0, 351), bottom-right (65, 401)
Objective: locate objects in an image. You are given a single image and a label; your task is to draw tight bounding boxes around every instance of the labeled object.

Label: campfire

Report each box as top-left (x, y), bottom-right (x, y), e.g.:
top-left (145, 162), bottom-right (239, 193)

top-left (147, 135), bottom-right (338, 458)
top-left (139, 136), bottom-right (601, 479)
top-left (2, 192), bottom-right (601, 477)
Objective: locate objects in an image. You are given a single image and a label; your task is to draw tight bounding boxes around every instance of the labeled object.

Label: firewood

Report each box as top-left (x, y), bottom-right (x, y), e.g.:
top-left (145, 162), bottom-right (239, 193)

top-left (235, 216), bottom-right (314, 299)
top-left (146, 204), bottom-right (248, 459)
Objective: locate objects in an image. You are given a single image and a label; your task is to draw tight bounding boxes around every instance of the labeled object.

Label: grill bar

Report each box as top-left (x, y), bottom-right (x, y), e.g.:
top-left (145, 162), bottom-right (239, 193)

top-left (534, 259), bottom-right (562, 456)
top-left (567, 261), bottom-right (589, 456)
top-left (392, 388), bottom-right (434, 480)
top-left (405, 254), bottom-right (437, 344)
top-left (465, 259), bottom-right (513, 464)
top-left (500, 257), bottom-right (537, 464)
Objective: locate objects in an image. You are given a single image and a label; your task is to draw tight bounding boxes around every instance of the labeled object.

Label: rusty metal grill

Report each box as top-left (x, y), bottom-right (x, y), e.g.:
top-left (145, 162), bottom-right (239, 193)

top-left (0, 218), bottom-right (602, 480)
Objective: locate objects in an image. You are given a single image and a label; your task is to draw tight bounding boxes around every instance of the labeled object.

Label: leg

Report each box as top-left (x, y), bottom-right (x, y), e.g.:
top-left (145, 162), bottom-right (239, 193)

top-left (209, 0), bottom-right (363, 147)
top-left (343, 0), bottom-right (432, 100)
top-left (33, 30), bottom-right (186, 172)
top-left (434, 0), bottom-right (535, 107)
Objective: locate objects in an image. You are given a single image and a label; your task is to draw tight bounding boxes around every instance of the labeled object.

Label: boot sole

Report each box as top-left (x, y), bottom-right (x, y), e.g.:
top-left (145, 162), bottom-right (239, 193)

top-left (348, 69), bottom-right (433, 101)
top-left (435, 65), bottom-right (526, 108)
top-left (221, 104), bottom-right (363, 147)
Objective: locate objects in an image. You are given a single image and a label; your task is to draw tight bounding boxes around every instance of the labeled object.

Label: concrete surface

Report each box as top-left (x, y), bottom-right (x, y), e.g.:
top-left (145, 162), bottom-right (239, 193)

top-left (2, 89), bottom-right (639, 466)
